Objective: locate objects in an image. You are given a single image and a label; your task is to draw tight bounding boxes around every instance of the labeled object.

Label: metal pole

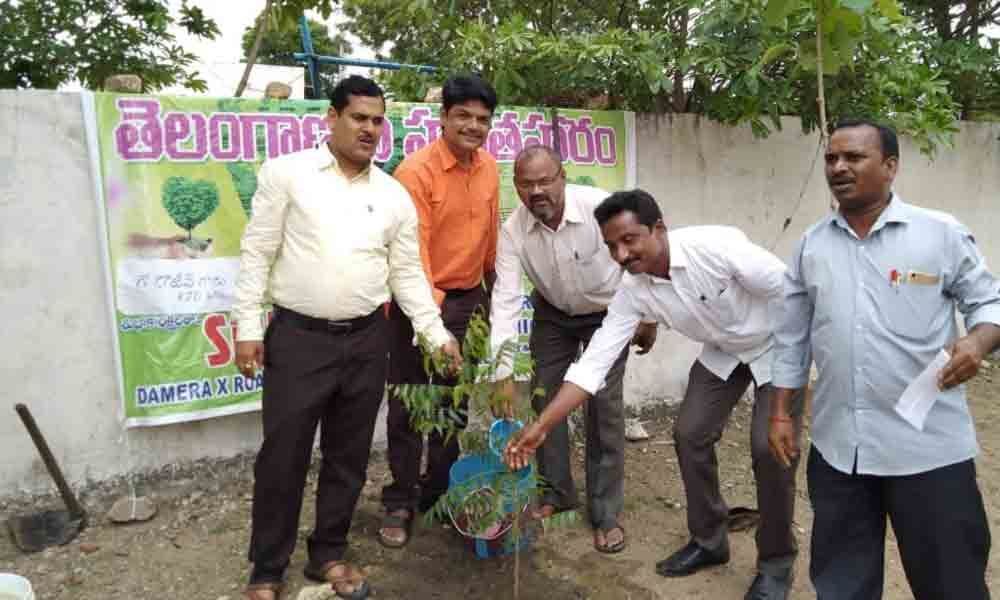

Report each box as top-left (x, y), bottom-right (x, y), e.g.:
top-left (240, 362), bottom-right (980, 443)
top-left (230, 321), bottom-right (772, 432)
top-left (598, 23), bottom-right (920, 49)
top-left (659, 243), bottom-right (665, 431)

top-left (298, 16), bottom-right (321, 99)
top-left (293, 53), bottom-right (438, 74)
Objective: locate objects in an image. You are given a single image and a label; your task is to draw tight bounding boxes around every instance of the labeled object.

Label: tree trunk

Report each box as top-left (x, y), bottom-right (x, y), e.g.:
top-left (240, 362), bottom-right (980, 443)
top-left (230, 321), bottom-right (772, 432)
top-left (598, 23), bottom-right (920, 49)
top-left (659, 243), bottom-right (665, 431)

top-left (931, 1), bottom-right (952, 40)
top-left (959, 0), bottom-right (981, 120)
top-left (968, 0), bottom-right (982, 40)
top-left (815, 2), bottom-right (828, 138)
top-left (815, 0), bottom-right (835, 212)
top-left (671, 6), bottom-right (689, 113)
top-left (234, 0), bottom-right (273, 98)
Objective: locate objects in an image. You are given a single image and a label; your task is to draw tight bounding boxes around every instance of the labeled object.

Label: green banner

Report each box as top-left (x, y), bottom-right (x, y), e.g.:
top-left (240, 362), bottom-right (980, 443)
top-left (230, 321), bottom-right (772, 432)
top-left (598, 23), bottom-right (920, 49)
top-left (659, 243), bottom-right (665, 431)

top-left (91, 92), bottom-right (635, 426)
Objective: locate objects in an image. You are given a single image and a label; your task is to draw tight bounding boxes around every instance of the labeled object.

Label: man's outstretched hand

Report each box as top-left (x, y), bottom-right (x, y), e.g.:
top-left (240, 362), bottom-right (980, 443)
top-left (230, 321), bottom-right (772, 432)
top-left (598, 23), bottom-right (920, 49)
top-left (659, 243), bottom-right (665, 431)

top-left (503, 422), bottom-right (547, 470)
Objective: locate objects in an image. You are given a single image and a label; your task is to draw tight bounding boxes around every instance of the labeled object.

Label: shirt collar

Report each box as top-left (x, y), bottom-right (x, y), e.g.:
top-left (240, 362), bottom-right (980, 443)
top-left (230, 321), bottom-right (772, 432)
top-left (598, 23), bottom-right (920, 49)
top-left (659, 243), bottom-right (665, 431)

top-left (317, 143), bottom-right (371, 183)
top-left (639, 231), bottom-right (684, 286)
top-left (667, 232), bottom-right (687, 271)
top-left (434, 137), bottom-right (482, 172)
top-left (831, 192), bottom-right (909, 236)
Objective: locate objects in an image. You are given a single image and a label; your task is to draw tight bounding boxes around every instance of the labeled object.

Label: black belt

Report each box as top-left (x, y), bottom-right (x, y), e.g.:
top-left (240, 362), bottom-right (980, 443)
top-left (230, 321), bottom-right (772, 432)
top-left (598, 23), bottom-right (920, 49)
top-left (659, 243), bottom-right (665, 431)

top-left (274, 305), bottom-right (381, 334)
top-left (445, 285), bottom-right (484, 298)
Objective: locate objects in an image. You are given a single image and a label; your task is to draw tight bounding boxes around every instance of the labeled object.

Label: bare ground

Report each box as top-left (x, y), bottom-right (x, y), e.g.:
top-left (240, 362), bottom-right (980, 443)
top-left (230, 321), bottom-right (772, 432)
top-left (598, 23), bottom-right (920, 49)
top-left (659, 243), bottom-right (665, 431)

top-left (2, 362), bottom-right (998, 599)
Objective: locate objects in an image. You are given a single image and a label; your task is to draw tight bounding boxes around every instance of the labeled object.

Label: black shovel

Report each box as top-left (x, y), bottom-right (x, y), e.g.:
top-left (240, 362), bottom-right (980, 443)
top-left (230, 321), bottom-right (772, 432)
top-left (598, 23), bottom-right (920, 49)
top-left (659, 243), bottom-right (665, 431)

top-left (5, 403), bottom-right (88, 553)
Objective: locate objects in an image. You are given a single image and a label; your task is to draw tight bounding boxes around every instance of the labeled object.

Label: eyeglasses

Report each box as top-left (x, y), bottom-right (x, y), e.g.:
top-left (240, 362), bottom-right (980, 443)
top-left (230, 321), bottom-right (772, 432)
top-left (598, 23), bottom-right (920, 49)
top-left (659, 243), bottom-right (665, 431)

top-left (513, 171), bottom-right (563, 191)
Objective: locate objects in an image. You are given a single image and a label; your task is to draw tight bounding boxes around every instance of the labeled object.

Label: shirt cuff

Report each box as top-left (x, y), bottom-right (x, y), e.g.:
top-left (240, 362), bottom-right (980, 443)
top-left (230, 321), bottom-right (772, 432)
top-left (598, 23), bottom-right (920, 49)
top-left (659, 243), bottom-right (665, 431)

top-left (235, 314), bottom-right (265, 342)
top-left (420, 322), bottom-right (452, 350)
top-left (966, 303), bottom-right (1000, 332)
top-left (770, 368), bottom-right (810, 390)
top-left (564, 361), bottom-right (604, 396)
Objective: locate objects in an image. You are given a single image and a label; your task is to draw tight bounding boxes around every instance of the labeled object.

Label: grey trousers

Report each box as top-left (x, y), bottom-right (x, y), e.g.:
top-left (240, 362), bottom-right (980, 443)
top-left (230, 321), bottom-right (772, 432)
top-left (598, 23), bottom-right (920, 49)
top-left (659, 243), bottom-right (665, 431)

top-left (674, 360), bottom-right (803, 574)
top-left (530, 292), bottom-right (627, 530)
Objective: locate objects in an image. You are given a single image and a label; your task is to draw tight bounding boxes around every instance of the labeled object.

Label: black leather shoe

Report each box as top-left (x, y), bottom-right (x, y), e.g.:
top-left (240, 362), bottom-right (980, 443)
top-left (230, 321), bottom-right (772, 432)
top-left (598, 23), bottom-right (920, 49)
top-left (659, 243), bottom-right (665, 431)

top-left (655, 540), bottom-right (730, 577)
top-left (744, 571), bottom-right (793, 600)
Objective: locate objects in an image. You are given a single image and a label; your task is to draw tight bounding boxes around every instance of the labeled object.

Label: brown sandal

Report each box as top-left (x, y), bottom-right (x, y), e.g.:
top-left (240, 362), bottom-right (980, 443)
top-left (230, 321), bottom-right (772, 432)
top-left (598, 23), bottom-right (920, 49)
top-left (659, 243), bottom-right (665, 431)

top-left (377, 509), bottom-right (413, 548)
top-left (243, 581), bottom-right (285, 600)
top-left (304, 560), bottom-right (370, 600)
top-left (595, 524), bottom-right (627, 554)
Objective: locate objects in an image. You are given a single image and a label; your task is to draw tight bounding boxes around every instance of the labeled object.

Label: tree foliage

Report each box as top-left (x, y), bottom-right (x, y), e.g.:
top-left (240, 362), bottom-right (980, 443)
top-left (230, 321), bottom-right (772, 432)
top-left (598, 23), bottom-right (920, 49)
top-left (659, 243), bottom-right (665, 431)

top-left (390, 310), bottom-right (576, 596)
top-left (393, 311), bottom-right (541, 451)
top-left (902, 1), bottom-right (1000, 120)
top-left (162, 176), bottom-right (219, 238)
top-left (241, 18), bottom-right (352, 98)
top-left (340, 0), bottom-right (995, 154)
top-left (0, 0), bottom-right (220, 91)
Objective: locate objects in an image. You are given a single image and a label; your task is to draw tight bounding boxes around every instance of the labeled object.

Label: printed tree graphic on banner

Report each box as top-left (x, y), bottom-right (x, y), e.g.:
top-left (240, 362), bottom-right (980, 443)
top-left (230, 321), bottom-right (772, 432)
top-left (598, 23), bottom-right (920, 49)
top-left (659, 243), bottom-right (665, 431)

top-left (162, 176), bottom-right (219, 239)
top-left (225, 162), bottom-right (259, 219)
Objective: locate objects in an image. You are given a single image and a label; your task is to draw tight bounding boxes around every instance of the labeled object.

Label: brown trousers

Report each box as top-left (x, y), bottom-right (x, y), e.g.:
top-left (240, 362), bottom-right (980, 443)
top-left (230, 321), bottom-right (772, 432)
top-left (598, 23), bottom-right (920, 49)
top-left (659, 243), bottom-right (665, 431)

top-left (382, 285), bottom-right (489, 513)
top-left (247, 306), bottom-right (387, 585)
top-left (675, 360), bottom-right (804, 574)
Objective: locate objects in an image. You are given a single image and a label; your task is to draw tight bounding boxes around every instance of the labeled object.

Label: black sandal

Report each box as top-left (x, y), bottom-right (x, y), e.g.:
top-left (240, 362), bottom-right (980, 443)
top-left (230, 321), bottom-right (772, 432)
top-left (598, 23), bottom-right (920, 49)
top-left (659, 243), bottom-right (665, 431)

top-left (727, 506), bottom-right (760, 532)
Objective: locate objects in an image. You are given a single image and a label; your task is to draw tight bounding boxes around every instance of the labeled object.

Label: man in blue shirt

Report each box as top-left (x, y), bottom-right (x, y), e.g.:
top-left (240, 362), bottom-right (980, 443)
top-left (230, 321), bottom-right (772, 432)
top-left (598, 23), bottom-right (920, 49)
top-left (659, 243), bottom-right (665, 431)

top-left (769, 119), bottom-right (1000, 599)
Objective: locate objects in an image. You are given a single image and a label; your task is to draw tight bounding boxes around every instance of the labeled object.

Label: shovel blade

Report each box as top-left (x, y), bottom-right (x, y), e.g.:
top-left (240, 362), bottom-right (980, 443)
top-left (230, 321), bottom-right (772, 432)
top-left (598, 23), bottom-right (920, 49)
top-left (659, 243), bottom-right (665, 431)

top-left (6, 509), bottom-right (84, 553)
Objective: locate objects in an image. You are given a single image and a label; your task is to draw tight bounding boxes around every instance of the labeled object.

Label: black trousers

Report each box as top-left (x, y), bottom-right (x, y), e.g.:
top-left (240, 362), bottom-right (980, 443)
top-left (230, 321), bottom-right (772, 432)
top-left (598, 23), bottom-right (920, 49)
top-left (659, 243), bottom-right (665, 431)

top-left (382, 285), bottom-right (489, 513)
top-left (808, 447), bottom-right (991, 600)
top-left (247, 307), bottom-right (387, 584)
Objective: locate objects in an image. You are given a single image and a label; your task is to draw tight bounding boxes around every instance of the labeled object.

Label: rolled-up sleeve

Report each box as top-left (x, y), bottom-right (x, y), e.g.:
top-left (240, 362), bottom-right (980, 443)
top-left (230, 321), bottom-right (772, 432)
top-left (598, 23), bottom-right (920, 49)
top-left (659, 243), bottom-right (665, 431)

top-left (948, 227), bottom-right (1000, 331)
top-left (489, 224), bottom-right (524, 381)
top-left (564, 286), bottom-right (642, 395)
top-left (771, 237), bottom-right (814, 389)
top-left (388, 191), bottom-right (451, 349)
top-left (233, 160), bottom-right (288, 342)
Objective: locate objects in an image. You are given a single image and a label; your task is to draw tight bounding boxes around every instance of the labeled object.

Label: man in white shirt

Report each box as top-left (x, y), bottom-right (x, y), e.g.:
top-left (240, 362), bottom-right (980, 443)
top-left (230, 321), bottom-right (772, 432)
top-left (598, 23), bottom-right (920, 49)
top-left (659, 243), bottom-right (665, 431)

top-left (506, 190), bottom-right (803, 600)
top-left (490, 146), bottom-right (656, 553)
top-left (232, 75), bottom-right (460, 600)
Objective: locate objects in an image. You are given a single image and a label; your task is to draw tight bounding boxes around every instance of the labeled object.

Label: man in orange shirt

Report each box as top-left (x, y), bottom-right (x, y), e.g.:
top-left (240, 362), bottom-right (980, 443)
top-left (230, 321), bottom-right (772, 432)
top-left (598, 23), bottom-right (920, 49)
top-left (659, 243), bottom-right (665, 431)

top-left (378, 74), bottom-right (500, 547)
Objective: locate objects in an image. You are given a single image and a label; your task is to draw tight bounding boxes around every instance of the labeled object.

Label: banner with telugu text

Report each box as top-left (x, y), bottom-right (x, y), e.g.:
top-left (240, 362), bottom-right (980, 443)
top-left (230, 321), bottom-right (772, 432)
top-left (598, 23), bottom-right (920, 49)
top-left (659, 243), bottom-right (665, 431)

top-left (91, 92), bottom-right (635, 427)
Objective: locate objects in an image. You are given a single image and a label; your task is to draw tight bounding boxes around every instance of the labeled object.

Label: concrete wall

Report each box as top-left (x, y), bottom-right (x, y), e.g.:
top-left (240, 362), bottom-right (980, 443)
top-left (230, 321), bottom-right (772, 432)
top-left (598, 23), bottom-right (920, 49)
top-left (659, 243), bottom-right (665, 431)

top-left (1, 93), bottom-right (998, 494)
top-left (0, 91), bottom-right (267, 495)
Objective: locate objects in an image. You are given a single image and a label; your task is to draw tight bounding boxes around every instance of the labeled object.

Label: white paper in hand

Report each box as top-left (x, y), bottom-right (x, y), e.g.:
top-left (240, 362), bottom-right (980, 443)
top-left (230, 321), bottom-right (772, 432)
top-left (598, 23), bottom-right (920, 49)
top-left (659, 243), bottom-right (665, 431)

top-left (894, 349), bottom-right (950, 431)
